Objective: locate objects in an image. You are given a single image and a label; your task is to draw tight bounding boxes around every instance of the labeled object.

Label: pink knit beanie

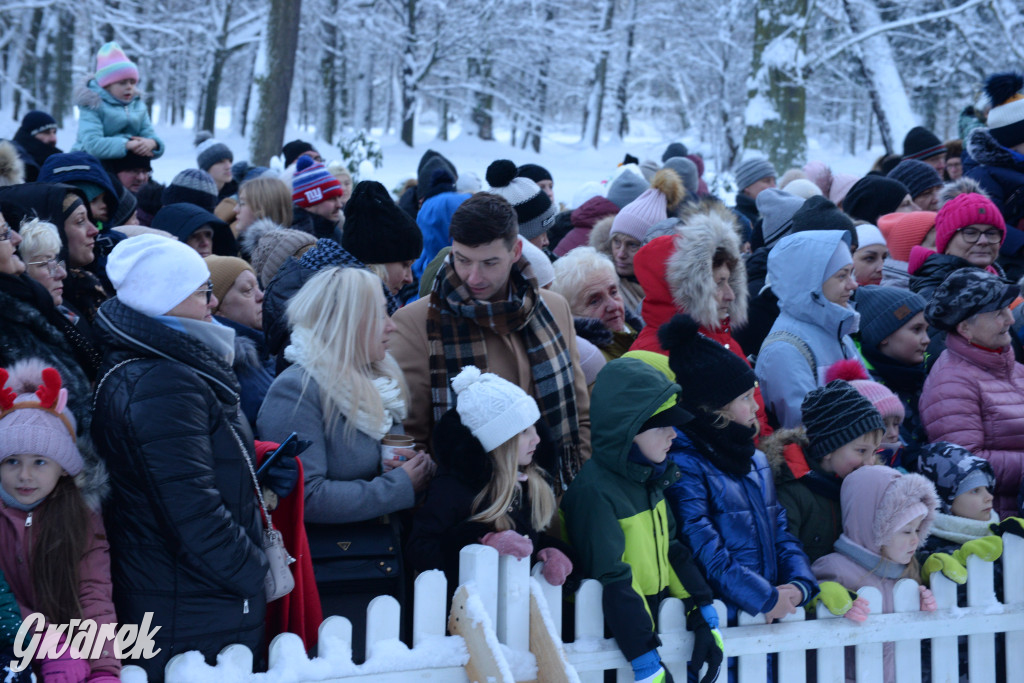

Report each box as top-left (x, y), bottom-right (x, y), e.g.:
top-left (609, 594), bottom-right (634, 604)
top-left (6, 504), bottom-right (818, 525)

top-left (0, 361), bottom-right (81, 476)
top-left (96, 42), bottom-right (139, 89)
top-left (935, 193), bottom-right (1005, 254)
top-left (825, 359), bottom-right (904, 423)
top-left (609, 169), bottom-right (684, 242)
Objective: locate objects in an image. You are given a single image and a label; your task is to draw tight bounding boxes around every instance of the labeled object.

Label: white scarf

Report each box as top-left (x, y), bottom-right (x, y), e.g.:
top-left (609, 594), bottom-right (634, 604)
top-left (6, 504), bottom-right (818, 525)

top-left (929, 510), bottom-right (999, 545)
top-left (284, 327), bottom-right (407, 440)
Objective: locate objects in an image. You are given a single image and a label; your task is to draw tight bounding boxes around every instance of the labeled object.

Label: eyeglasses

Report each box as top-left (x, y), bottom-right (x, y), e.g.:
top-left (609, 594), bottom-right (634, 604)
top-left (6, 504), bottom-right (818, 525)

top-left (958, 227), bottom-right (1002, 244)
top-left (0, 225), bottom-right (10, 242)
top-left (194, 281), bottom-right (214, 304)
top-left (27, 257), bottom-right (66, 277)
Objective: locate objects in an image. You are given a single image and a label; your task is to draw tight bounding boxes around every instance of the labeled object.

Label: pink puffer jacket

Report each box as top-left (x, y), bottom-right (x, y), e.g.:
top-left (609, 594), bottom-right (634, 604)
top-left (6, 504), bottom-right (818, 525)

top-left (919, 332), bottom-right (1024, 518)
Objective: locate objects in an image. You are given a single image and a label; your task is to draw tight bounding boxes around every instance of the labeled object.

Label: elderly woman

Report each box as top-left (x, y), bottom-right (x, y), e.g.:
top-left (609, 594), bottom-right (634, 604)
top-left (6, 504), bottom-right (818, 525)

top-left (551, 246), bottom-right (641, 360)
top-left (909, 192), bottom-right (1007, 301)
top-left (18, 218), bottom-right (68, 308)
top-left (92, 235), bottom-right (268, 677)
top-left (919, 268), bottom-right (1024, 519)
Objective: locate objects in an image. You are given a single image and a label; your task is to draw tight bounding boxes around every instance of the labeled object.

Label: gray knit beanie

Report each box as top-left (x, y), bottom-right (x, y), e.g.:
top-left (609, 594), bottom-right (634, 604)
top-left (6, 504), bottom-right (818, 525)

top-left (663, 157), bottom-right (699, 196)
top-left (606, 168), bottom-right (649, 209)
top-left (251, 227), bottom-right (317, 287)
top-left (802, 380), bottom-right (885, 461)
top-left (734, 158), bottom-right (777, 192)
top-left (887, 159), bottom-right (942, 200)
top-left (756, 188), bottom-right (805, 247)
top-left (856, 285), bottom-right (927, 351)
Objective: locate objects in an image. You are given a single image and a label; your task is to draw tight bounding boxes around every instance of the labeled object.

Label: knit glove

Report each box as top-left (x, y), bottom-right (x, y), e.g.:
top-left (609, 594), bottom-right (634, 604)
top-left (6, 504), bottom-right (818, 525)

top-left (922, 553), bottom-right (967, 586)
top-left (812, 581), bottom-right (869, 622)
top-left (39, 656), bottom-right (90, 683)
top-left (698, 604), bottom-right (720, 630)
top-left (953, 536), bottom-right (1003, 564)
top-left (689, 624), bottom-right (724, 683)
top-left (480, 531), bottom-right (534, 560)
top-left (536, 547), bottom-right (572, 586)
top-left (631, 649), bottom-right (674, 683)
top-left (919, 585), bottom-right (937, 612)
top-left (990, 517), bottom-right (1024, 538)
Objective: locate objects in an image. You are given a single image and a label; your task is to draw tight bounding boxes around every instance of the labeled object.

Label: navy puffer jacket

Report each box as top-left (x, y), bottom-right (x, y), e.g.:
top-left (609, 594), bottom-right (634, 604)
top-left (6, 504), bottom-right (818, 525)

top-left (665, 429), bottom-right (816, 617)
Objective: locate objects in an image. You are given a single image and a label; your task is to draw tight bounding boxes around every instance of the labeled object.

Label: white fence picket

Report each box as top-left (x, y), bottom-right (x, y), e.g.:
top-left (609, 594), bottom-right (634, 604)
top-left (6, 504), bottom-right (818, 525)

top-left (458, 543), bottom-right (499, 625)
top-left (736, 609), bottom-right (769, 683)
top-left (412, 569), bottom-right (448, 646)
top-left (1005, 535), bottom-right (1024, 679)
top-left (814, 601), bottom-right (846, 682)
top-left (966, 553), bottom-right (997, 682)
top-left (929, 572), bottom-right (960, 683)
top-left (497, 554), bottom-right (531, 651)
top-left (776, 605), bottom-right (806, 681)
top-left (891, 579), bottom-right (922, 683)
top-left (364, 594), bottom-right (402, 661)
top-left (853, 586), bottom-right (884, 683)
top-left (531, 561), bottom-right (563, 632)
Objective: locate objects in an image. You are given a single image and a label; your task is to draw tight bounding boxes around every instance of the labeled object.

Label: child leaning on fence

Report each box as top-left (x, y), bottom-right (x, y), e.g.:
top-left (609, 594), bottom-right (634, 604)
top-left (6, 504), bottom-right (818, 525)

top-left (562, 357), bottom-right (723, 683)
top-left (812, 465), bottom-right (939, 683)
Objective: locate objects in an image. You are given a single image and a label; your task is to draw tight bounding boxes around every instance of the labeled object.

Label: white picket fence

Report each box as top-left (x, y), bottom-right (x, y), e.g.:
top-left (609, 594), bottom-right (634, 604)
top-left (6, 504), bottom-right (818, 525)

top-left (118, 535), bottom-right (1024, 682)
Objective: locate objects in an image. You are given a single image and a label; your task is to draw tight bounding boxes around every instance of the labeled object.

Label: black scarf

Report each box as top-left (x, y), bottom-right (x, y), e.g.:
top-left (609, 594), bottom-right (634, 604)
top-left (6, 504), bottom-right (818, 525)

top-left (683, 409), bottom-right (757, 478)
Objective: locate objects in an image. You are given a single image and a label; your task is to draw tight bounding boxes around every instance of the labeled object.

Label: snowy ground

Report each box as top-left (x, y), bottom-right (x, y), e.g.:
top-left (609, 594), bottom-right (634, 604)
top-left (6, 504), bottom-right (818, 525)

top-left (5, 105), bottom-right (887, 209)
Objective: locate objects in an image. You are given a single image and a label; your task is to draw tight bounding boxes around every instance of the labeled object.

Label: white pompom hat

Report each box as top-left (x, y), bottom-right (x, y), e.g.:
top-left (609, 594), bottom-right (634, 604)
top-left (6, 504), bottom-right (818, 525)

top-left (452, 365), bottom-right (540, 452)
top-left (106, 234), bottom-right (211, 317)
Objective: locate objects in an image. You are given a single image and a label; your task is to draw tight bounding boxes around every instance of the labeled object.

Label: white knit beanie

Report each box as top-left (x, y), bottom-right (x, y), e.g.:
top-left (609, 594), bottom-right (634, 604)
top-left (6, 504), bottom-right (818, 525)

top-left (106, 234), bottom-right (211, 317)
top-left (452, 365), bottom-right (540, 452)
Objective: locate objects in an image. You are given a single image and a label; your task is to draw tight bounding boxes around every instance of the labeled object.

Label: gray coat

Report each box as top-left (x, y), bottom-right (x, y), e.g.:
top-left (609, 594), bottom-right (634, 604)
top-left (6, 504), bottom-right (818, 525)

top-left (257, 365), bottom-right (415, 524)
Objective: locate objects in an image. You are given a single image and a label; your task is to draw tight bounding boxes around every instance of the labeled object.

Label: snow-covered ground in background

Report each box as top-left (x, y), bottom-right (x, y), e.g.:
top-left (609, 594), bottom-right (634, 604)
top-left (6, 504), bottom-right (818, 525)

top-left (3, 104), bottom-right (886, 209)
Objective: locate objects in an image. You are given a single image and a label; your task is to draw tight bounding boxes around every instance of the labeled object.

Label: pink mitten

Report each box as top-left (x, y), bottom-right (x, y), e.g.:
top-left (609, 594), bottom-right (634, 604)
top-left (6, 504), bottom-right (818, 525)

top-left (919, 585), bottom-right (937, 612)
top-left (843, 597), bottom-right (870, 623)
top-left (480, 530), bottom-right (534, 559)
top-left (537, 547), bottom-right (573, 586)
top-left (39, 657), bottom-right (91, 683)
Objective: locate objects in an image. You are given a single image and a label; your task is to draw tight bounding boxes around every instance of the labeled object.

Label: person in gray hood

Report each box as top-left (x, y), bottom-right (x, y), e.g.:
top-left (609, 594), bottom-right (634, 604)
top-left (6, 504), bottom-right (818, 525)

top-left (755, 230), bottom-right (867, 428)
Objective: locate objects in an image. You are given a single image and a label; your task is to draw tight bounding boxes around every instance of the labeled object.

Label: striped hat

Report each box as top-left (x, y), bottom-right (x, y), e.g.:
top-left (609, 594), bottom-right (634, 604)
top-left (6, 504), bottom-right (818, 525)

top-left (802, 380), bottom-right (885, 461)
top-left (291, 156), bottom-right (343, 208)
top-left (96, 42), bottom-right (139, 89)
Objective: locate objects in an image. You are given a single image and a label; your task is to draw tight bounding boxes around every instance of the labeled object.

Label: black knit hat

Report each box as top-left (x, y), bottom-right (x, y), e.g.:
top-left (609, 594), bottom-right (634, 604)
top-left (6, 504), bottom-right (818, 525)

top-left (102, 152), bottom-right (152, 175)
top-left (903, 126), bottom-right (946, 161)
top-left (20, 110), bottom-right (57, 137)
top-left (658, 314), bottom-right (756, 411)
top-left (282, 139), bottom-right (316, 168)
top-left (151, 202), bottom-right (237, 256)
top-left (924, 268), bottom-right (1019, 332)
top-left (662, 142), bottom-right (689, 163)
top-left (517, 163), bottom-right (552, 184)
top-left (887, 160), bottom-right (942, 200)
top-left (196, 138), bottom-right (233, 172)
top-left (162, 169), bottom-right (217, 213)
top-left (341, 180), bottom-right (424, 264)
top-left (843, 176), bottom-right (909, 224)
top-left (790, 195), bottom-right (855, 235)
top-left (802, 380), bottom-right (885, 461)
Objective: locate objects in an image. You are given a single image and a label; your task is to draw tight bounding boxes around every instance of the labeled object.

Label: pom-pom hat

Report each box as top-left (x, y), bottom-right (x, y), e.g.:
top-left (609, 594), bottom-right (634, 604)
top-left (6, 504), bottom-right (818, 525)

top-left (610, 169), bottom-right (684, 243)
top-left (452, 366), bottom-right (540, 452)
top-left (292, 156), bottom-right (344, 208)
top-left (985, 72), bottom-right (1024, 149)
top-left (825, 360), bottom-right (905, 424)
top-left (0, 363), bottom-right (82, 476)
top-left (96, 42), bottom-right (139, 89)
top-left (485, 160), bottom-right (556, 240)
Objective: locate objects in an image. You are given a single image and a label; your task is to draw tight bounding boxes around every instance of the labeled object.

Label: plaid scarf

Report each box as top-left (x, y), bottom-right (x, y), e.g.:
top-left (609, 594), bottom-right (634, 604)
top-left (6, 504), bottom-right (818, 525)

top-left (299, 238), bottom-right (400, 315)
top-left (427, 255), bottom-right (582, 489)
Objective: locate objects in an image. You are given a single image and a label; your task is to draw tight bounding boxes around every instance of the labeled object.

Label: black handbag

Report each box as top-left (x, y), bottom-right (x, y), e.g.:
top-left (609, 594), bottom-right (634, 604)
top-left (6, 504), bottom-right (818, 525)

top-left (305, 517), bottom-right (403, 592)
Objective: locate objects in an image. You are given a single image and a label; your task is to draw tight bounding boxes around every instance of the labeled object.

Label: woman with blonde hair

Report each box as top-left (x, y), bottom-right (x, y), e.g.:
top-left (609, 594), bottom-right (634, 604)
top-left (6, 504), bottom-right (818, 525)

top-left (18, 218), bottom-right (67, 307)
top-left (234, 175), bottom-right (293, 236)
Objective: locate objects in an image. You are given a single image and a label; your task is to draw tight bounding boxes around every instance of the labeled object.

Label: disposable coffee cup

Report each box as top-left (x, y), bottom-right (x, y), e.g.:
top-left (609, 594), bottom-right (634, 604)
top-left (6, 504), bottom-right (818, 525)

top-left (381, 434), bottom-right (415, 465)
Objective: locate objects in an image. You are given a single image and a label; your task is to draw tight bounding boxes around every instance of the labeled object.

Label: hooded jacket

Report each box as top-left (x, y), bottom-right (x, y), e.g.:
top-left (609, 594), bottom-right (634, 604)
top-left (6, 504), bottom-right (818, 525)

top-left (755, 231), bottom-right (863, 428)
top-left (72, 79), bottom-right (165, 160)
top-left (554, 196), bottom-right (620, 257)
top-left (407, 411), bottom-right (569, 590)
top-left (91, 297), bottom-right (267, 679)
top-left (12, 125), bottom-right (61, 182)
top-left (965, 126), bottom-right (1024, 252)
top-left (561, 359), bottom-right (712, 661)
top-left (665, 430), bottom-right (815, 617)
top-left (38, 151), bottom-right (120, 222)
top-left (412, 189), bottom-right (471, 280)
top-left (812, 466), bottom-right (937, 682)
top-left (919, 332), bottom-right (1024, 518)
top-left (0, 435), bottom-right (119, 677)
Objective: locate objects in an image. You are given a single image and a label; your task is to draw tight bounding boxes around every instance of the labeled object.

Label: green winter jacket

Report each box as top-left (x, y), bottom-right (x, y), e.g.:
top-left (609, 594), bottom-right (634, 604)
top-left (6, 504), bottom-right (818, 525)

top-left (0, 569), bottom-right (21, 648)
top-left (561, 358), bottom-right (712, 661)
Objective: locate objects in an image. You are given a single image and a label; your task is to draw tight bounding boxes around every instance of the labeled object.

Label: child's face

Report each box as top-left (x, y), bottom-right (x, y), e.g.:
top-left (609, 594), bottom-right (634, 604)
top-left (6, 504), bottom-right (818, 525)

top-left (719, 388), bottom-right (759, 430)
top-left (881, 514), bottom-right (925, 565)
top-left (950, 486), bottom-right (994, 522)
top-left (105, 77), bottom-right (138, 103)
top-left (1, 454), bottom-right (64, 506)
top-left (882, 416), bottom-right (901, 445)
top-left (516, 424), bottom-right (540, 468)
top-left (821, 431), bottom-right (882, 478)
top-left (633, 426), bottom-right (675, 464)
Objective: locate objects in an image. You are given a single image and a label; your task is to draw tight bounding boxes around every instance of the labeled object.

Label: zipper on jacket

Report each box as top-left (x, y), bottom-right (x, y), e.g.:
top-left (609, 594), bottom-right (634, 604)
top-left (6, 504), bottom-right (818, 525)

top-left (243, 598), bottom-right (249, 614)
top-left (24, 512), bottom-right (32, 527)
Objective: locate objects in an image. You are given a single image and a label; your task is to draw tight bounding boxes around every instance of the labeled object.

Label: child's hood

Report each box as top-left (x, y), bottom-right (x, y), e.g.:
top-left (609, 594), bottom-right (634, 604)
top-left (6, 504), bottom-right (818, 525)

top-left (589, 357), bottom-right (682, 479)
top-left (839, 465), bottom-right (938, 554)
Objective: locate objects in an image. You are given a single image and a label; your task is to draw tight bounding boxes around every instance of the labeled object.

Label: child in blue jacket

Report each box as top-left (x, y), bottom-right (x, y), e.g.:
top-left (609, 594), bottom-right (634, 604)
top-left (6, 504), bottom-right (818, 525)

top-left (72, 42), bottom-right (164, 160)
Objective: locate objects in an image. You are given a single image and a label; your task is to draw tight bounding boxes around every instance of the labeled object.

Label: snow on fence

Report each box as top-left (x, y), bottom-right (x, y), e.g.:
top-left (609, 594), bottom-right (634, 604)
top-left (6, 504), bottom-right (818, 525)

top-left (120, 535), bottom-right (1024, 682)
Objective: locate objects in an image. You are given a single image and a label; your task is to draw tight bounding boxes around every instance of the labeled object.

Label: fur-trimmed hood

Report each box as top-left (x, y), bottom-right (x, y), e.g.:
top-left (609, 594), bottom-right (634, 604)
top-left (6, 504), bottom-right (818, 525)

top-left (239, 217), bottom-right (283, 259)
top-left (759, 427), bottom-right (809, 480)
top-left (939, 176), bottom-right (988, 206)
top-left (74, 77), bottom-right (145, 110)
top-left (664, 201), bottom-right (748, 330)
top-left (0, 140), bottom-right (25, 186)
top-left (588, 214), bottom-right (615, 257)
top-left (840, 465), bottom-right (938, 554)
top-left (431, 408), bottom-right (558, 493)
top-left (966, 126), bottom-right (1024, 169)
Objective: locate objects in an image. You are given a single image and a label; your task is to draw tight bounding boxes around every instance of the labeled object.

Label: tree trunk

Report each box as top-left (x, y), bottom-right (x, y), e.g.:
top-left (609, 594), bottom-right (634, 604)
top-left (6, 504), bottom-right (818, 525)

top-left (468, 57), bottom-right (494, 140)
top-left (400, 0), bottom-right (418, 147)
top-left (352, 18), bottom-right (374, 131)
top-left (201, 1), bottom-right (233, 134)
top-left (320, 0), bottom-right (340, 144)
top-left (743, 0), bottom-right (808, 170)
top-left (52, 9), bottom-right (75, 125)
top-left (581, 0), bottom-right (614, 149)
top-left (250, 0), bottom-right (302, 165)
top-left (614, 0), bottom-right (638, 140)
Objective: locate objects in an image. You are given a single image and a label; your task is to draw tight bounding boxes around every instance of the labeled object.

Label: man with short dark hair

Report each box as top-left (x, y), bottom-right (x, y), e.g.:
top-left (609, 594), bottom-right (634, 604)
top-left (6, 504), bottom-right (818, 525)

top-left (103, 152), bottom-right (152, 194)
top-left (390, 193), bottom-right (590, 487)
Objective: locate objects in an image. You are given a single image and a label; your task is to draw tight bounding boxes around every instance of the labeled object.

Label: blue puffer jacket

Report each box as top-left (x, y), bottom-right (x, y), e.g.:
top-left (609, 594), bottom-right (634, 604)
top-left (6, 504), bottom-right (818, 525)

top-left (72, 79), bottom-right (165, 160)
top-left (665, 429), bottom-right (816, 617)
top-left (965, 126), bottom-right (1024, 255)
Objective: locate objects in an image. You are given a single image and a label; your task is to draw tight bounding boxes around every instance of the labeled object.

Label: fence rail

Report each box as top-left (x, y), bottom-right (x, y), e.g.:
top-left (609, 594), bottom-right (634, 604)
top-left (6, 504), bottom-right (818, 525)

top-left (116, 534), bottom-right (1024, 682)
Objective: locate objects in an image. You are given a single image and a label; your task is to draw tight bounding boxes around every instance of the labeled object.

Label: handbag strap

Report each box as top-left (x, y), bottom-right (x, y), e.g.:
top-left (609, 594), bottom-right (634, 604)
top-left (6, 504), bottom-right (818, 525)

top-left (92, 357), bottom-right (143, 412)
top-left (228, 418), bottom-right (276, 533)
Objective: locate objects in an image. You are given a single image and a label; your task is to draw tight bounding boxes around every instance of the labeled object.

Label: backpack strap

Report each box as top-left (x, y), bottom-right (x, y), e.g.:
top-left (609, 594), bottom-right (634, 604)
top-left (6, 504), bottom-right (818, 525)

top-left (761, 331), bottom-right (817, 380)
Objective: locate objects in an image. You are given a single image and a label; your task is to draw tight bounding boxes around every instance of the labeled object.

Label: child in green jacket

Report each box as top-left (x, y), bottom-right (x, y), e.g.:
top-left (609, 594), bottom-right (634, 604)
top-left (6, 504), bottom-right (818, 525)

top-left (562, 357), bottom-right (723, 683)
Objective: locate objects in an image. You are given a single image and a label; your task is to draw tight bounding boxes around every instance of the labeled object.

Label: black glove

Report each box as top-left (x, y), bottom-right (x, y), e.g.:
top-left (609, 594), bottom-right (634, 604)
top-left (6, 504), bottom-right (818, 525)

top-left (991, 517), bottom-right (1024, 538)
top-left (689, 624), bottom-right (724, 683)
top-left (258, 438), bottom-right (310, 498)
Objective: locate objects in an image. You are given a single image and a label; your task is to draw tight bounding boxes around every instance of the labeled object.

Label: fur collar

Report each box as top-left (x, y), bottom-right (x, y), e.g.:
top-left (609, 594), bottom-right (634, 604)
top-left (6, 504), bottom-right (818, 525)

top-left (967, 127), bottom-right (1024, 169)
top-left (0, 140), bottom-right (25, 186)
top-left (588, 215), bottom-right (616, 256)
top-left (929, 509), bottom-right (999, 545)
top-left (759, 427), bottom-right (809, 478)
top-left (664, 201), bottom-right (748, 330)
top-left (573, 311), bottom-right (643, 347)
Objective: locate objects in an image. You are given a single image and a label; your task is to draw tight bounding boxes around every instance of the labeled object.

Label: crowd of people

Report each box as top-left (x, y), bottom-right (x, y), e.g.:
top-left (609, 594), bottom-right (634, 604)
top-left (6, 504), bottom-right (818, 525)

top-left (1, 41), bottom-right (1024, 683)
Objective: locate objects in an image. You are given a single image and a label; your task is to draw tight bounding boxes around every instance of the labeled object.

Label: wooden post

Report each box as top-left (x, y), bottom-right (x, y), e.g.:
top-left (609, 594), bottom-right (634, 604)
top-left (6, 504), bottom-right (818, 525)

top-left (529, 580), bottom-right (578, 683)
top-left (449, 583), bottom-right (515, 683)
